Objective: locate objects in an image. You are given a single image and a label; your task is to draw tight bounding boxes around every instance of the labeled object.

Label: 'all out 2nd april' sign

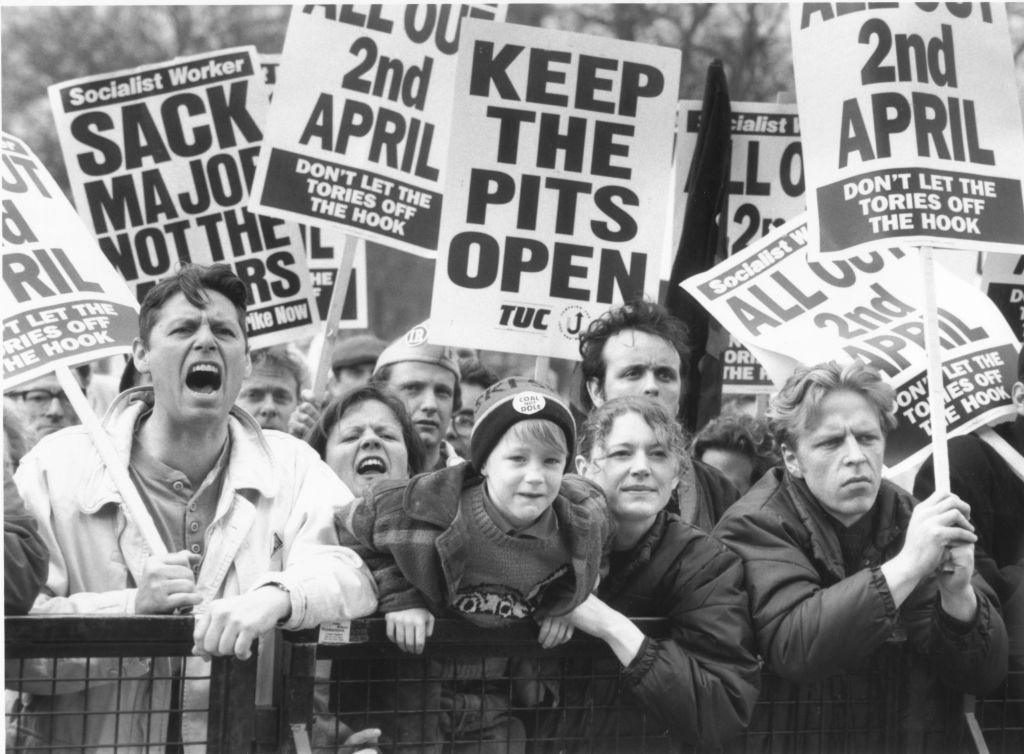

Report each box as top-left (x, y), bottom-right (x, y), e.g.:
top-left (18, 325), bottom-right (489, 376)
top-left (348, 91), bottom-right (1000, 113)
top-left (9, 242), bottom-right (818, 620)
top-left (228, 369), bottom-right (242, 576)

top-left (791, 3), bottom-right (1024, 257)
top-left (682, 215), bottom-right (1019, 475)
top-left (2, 133), bottom-right (139, 386)
top-left (250, 4), bottom-right (504, 258)
top-left (430, 18), bottom-right (680, 360)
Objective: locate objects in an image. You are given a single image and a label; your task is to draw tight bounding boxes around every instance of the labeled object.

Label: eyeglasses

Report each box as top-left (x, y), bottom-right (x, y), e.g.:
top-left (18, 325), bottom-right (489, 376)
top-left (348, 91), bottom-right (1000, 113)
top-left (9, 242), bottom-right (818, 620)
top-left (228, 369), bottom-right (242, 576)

top-left (7, 388), bottom-right (70, 408)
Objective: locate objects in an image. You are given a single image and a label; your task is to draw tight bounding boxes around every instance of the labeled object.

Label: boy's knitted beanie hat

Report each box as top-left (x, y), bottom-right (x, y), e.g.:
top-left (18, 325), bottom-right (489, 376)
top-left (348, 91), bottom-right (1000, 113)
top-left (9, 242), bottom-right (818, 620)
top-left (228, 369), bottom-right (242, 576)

top-left (470, 377), bottom-right (576, 472)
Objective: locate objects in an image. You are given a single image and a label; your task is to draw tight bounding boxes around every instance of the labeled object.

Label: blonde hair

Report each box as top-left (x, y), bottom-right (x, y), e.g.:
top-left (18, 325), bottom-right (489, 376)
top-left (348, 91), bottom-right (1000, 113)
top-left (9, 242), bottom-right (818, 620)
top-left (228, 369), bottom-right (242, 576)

top-left (500, 418), bottom-right (568, 459)
top-left (768, 360), bottom-right (897, 449)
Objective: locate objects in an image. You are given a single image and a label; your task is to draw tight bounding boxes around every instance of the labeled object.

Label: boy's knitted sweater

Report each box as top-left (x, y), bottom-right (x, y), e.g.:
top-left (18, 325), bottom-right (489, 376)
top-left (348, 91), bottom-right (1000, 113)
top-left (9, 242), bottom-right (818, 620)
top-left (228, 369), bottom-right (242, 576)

top-left (340, 462), bottom-right (611, 620)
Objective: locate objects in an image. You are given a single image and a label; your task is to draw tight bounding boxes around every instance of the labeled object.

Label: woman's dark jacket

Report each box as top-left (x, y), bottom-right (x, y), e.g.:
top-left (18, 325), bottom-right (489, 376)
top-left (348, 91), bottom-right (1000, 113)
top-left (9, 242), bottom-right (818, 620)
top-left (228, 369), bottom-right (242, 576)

top-left (551, 510), bottom-right (761, 752)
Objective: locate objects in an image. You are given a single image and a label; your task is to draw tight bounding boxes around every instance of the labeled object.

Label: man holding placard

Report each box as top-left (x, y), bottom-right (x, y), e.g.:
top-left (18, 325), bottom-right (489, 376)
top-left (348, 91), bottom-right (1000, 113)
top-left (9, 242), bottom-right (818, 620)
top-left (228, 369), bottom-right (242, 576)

top-left (914, 344), bottom-right (1024, 678)
top-left (12, 264), bottom-right (377, 750)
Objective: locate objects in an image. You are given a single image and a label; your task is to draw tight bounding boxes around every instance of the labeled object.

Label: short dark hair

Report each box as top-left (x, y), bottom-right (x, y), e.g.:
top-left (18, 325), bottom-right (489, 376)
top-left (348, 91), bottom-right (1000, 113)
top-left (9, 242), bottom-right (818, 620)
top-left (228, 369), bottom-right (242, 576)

top-left (138, 264), bottom-right (248, 346)
top-left (458, 358), bottom-right (499, 391)
top-left (578, 300), bottom-right (690, 412)
top-left (306, 384), bottom-right (427, 477)
top-left (372, 363), bottom-right (462, 412)
top-left (691, 414), bottom-right (780, 486)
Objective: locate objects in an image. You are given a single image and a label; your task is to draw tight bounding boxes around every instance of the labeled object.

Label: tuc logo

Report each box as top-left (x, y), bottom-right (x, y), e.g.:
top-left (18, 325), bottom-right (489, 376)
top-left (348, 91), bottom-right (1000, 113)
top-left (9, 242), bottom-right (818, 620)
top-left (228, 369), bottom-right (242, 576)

top-left (558, 305), bottom-right (590, 340)
top-left (498, 304), bottom-right (551, 331)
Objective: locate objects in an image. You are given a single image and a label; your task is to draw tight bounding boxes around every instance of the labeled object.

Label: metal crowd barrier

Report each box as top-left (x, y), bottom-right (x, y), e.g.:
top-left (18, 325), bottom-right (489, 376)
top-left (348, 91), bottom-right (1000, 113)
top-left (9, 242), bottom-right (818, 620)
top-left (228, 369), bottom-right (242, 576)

top-left (969, 658), bottom-right (1024, 754)
top-left (5, 615), bottom-right (260, 752)
top-left (5, 616), bottom-right (1019, 753)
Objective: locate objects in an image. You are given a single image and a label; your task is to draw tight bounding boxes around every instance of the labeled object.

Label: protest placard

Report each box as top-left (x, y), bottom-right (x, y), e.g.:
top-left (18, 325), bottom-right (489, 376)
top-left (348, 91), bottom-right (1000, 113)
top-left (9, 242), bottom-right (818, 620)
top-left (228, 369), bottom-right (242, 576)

top-left (2, 132), bottom-right (139, 386)
top-left (429, 17), bottom-right (680, 360)
top-left (791, 3), bottom-right (1024, 257)
top-left (981, 252), bottom-right (1024, 342)
top-left (49, 47), bottom-right (319, 349)
top-left (675, 100), bottom-right (804, 263)
top-left (261, 54), bottom-right (280, 90)
top-left (720, 336), bottom-right (775, 395)
top-left (302, 227), bottom-right (368, 327)
top-left (250, 4), bottom-right (505, 258)
top-left (682, 214), bottom-right (1019, 475)
top-left (672, 100), bottom-right (804, 392)
top-left (261, 53), bottom-right (368, 330)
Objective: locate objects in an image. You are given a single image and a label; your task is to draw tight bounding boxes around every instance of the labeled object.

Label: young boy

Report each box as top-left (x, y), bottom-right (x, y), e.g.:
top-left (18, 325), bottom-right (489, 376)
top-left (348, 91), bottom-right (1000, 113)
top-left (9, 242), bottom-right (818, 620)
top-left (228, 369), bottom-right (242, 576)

top-left (338, 377), bottom-right (610, 751)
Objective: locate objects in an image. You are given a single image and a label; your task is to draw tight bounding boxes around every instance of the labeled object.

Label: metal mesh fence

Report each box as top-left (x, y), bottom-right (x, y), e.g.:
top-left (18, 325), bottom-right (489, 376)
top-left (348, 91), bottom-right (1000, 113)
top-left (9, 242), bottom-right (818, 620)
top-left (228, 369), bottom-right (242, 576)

top-left (5, 616), bottom-right (257, 753)
top-left (971, 657), bottom-right (1024, 754)
top-left (6, 616), bottom-right (1018, 753)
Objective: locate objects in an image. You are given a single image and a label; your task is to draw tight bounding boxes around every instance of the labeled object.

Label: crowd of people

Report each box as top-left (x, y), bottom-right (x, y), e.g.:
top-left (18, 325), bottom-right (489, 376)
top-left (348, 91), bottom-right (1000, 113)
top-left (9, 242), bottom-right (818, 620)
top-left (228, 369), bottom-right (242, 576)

top-left (4, 263), bottom-right (1021, 752)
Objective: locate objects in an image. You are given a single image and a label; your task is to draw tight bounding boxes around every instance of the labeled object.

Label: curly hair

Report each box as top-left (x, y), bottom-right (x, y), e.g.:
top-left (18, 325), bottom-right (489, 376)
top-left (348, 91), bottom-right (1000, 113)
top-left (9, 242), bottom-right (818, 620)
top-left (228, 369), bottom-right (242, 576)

top-left (691, 414), bottom-right (779, 486)
top-left (767, 361), bottom-right (897, 450)
top-left (458, 357), bottom-right (499, 391)
top-left (577, 300), bottom-right (690, 412)
top-left (577, 396), bottom-right (688, 470)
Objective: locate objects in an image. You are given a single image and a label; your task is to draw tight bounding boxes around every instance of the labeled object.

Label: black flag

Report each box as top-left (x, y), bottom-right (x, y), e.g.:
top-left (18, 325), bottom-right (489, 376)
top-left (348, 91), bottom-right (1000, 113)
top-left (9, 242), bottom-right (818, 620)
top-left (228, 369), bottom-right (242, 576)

top-left (664, 60), bottom-right (732, 433)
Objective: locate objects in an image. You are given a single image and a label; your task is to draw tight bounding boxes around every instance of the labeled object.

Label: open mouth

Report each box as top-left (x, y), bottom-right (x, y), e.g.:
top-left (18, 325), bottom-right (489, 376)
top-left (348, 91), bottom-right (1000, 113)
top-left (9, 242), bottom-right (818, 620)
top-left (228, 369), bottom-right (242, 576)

top-left (356, 456), bottom-right (388, 475)
top-left (185, 363), bottom-right (222, 394)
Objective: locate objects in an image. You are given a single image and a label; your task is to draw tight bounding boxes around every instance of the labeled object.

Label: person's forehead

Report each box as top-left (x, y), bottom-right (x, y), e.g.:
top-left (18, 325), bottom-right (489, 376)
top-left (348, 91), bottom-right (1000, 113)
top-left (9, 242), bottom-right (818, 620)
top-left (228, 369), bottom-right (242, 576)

top-left (701, 447), bottom-right (753, 470)
top-left (388, 360), bottom-right (455, 387)
top-left (605, 411), bottom-right (658, 443)
top-left (245, 364), bottom-right (298, 391)
top-left (13, 374), bottom-right (61, 392)
top-left (803, 391), bottom-right (882, 435)
top-left (602, 329), bottom-right (679, 366)
top-left (337, 399), bottom-right (401, 429)
top-left (152, 290), bottom-right (241, 326)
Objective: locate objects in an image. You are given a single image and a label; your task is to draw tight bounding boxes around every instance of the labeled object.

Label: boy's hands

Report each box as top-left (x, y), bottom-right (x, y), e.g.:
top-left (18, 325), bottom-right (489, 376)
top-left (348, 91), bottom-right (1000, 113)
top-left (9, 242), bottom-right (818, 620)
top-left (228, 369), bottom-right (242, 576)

top-left (537, 614), bottom-right (574, 649)
top-left (386, 608), bottom-right (434, 654)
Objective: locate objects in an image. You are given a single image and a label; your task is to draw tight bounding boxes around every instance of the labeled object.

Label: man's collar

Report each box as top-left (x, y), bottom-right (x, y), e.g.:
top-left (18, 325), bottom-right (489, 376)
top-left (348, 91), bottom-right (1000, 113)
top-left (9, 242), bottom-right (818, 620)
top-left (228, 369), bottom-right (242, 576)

top-left (81, 387), bottom-right (277, 510)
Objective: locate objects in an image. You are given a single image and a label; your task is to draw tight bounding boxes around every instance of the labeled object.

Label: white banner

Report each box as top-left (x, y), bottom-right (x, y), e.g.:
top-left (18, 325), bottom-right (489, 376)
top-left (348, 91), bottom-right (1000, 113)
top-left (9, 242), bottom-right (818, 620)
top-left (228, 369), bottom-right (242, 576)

top-left (2, 132), bottom-right (139, 386)
top-left (49, 47), bottom-right (319, 349)
top-left (261, 53), bottom-right (368, 330)
top-left (430, 18), bottom-right (680, 360)
top-left (791, 3), bottom-right (1024, 257)
top-left (682, 214), bottom-right (1019, 475)
top-left (250, 4), bottom-right (505, 258)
